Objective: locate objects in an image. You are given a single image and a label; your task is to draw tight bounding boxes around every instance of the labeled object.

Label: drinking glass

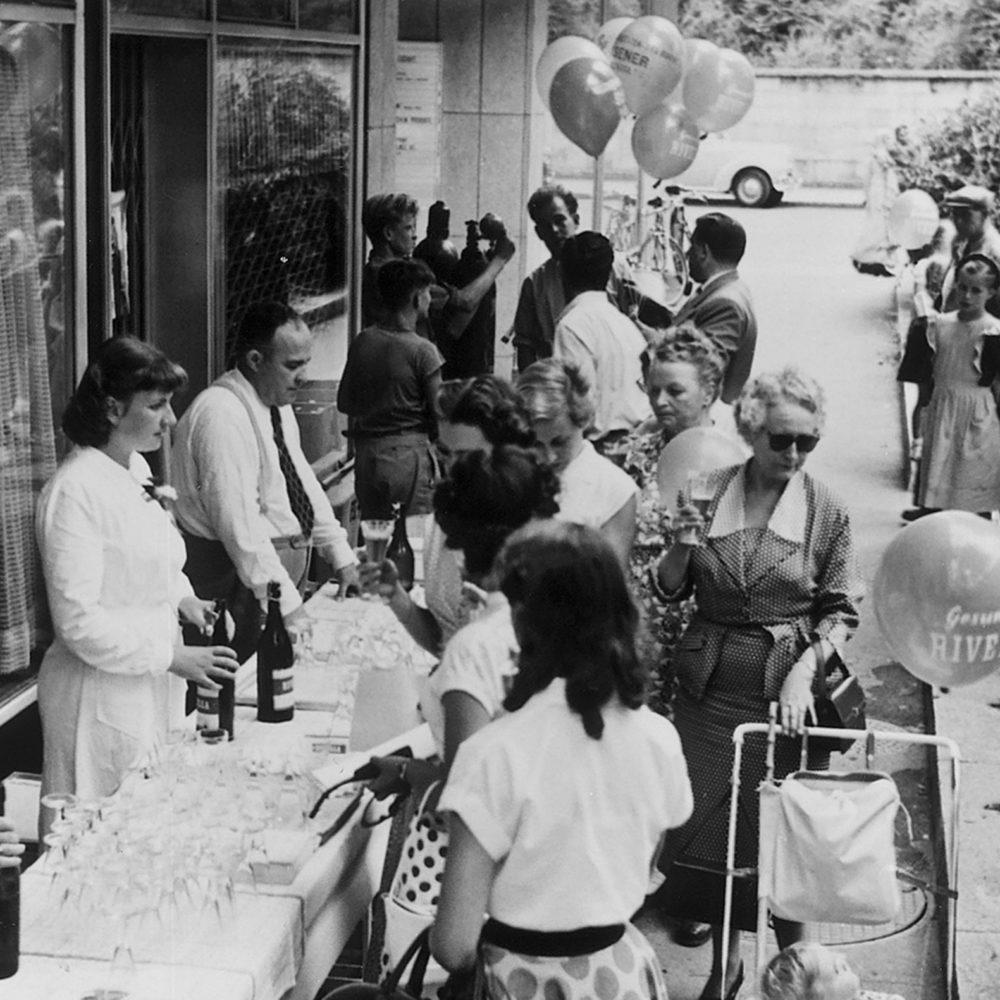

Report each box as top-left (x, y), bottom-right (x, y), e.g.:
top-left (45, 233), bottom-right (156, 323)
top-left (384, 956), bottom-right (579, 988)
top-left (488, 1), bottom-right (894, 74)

top-left (681, 472), bottom-right (715, 545)
top-left (360, 519), bottom-right (394, 565)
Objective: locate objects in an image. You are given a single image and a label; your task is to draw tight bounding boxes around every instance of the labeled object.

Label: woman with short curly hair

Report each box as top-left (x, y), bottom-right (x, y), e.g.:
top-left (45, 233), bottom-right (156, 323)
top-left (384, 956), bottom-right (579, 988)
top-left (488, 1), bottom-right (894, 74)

top-left (516, 358), bottom-right (638, 565)
top-left (609, 323), bottom-right (729, 715)
top-left (651, 366), bottom-right (861, 1000)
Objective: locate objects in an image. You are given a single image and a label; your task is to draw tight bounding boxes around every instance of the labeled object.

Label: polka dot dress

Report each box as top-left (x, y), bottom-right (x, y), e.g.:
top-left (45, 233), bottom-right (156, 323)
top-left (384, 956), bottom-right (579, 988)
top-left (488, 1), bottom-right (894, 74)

top-left (480, 924), bottom-right (668, 1000)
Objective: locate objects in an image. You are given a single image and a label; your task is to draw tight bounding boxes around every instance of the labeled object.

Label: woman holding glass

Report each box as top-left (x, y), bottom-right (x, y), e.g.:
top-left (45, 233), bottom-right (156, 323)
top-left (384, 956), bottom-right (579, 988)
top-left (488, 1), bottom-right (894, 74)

top-left (364, 375), bottom-right (537, 655)
top-left (36, 337), bottom-right (238, 808)
top-left (651, 368), bottom-right (862, 1000)
top-left (612, 323), bottom-right (726, 715)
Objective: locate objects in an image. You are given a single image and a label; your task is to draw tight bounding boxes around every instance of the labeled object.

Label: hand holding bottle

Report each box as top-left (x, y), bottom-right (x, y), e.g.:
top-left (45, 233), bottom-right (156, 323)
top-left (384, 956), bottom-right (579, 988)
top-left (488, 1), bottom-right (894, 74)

top-left (169, 644), bottom-right (238, 690)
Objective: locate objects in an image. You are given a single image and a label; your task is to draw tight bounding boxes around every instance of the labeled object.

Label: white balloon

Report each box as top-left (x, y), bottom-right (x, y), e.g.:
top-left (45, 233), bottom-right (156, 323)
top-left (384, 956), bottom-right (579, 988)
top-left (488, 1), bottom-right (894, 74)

top-left (595, 17), bottom-right (633, 60)
top-left (888, 189), bottom-right (940, 250)
top-left (536, 36), bottom-right (606, 109)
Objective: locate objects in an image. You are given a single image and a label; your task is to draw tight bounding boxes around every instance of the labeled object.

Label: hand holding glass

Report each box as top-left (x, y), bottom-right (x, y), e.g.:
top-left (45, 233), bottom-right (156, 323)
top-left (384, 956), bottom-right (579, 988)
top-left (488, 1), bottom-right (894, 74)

top-left (677, 473), bottom-right (713, 546)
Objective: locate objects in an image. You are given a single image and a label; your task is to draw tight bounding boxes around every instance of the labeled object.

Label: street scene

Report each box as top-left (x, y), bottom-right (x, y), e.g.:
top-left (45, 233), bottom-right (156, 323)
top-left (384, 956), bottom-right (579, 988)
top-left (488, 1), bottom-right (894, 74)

top-left (3, 3), bottom-right (1000, 1000)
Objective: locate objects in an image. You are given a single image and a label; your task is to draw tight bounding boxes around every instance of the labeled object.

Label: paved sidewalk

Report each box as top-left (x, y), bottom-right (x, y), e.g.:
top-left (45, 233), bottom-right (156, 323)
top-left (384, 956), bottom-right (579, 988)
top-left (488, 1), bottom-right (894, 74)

top-left (929, 675), bottom-right (1000, 1000)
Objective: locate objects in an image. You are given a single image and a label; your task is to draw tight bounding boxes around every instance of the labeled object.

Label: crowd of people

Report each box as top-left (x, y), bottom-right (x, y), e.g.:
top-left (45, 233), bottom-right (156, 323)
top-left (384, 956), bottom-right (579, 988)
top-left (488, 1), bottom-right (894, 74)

top-left (28, 179), bottom-right (935, 1000)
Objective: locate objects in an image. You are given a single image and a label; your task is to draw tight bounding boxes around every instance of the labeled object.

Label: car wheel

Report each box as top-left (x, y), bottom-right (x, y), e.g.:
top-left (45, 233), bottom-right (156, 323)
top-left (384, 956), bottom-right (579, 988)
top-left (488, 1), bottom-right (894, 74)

top-left (732, 168), bottom-right (774, 208)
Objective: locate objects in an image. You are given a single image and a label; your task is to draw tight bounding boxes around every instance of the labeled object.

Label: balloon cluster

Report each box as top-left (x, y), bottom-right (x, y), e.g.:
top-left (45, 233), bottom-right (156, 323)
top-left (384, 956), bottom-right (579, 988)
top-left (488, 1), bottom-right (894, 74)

top-left (537, 16), bottom-right (755, 178)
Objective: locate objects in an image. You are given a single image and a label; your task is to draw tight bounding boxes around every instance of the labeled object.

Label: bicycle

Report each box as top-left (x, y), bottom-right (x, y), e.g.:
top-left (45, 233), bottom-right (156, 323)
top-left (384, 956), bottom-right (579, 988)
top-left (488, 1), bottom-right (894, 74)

top-left (624, 184), bottom-right (703, 310)
top-left (604, 193), bottom-right (638, 254)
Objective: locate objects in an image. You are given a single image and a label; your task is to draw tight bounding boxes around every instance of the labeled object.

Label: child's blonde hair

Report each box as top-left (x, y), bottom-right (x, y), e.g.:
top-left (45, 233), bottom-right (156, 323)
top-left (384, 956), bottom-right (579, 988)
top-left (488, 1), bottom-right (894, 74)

top-left (760, 942), bottom-right (840, 1000)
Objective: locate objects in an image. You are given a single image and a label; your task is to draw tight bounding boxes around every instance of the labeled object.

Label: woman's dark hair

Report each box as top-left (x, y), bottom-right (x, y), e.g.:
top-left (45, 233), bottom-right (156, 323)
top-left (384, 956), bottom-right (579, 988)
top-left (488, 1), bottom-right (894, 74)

top-left (437, 375), bottom-right (535, 447)
top-left (62, 336), bottom-right (187, 447)
top-left (432, 445), bottom-right (559, 579)
top-left (497, 521), bottom-right (646, 739)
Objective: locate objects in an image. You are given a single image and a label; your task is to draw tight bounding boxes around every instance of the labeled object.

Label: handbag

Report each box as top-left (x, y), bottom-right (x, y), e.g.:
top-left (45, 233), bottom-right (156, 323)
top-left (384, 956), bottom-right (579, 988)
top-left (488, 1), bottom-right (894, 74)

top-left (380, 781), bottom-right (449, 986)
top-left (809, 637), bottom-right (866, 754)
top-left (319, 927), bottom-right (432, 1000)
top-left (758, 770), bottom-right (901, 925)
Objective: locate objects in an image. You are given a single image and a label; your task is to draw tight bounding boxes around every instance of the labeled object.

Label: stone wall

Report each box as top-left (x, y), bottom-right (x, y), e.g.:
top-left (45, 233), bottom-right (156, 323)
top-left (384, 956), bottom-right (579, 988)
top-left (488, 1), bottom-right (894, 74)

top-left (738, 70), bottom-right (1000, 187)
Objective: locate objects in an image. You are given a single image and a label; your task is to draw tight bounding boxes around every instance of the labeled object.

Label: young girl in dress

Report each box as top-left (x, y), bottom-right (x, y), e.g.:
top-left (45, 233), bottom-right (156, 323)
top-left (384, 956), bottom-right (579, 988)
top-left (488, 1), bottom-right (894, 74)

top-left (430, 521), bottom-right (693, 1000)
top-left (761, 942), bottom-right (904, 1000)
top-left (914, 253), bottom-right (1000, 517)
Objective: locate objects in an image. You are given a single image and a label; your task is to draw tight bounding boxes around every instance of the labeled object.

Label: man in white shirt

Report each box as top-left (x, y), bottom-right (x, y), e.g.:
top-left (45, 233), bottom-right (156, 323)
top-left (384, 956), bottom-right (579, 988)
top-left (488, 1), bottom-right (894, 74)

top-left (172, 301), bottom-right (358, 659)
top-left (552, 232), bottom-right (651, 453)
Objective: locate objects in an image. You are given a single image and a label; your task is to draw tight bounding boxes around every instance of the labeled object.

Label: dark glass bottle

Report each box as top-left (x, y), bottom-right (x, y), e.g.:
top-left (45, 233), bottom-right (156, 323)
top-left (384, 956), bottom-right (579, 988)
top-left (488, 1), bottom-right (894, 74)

top-left (213, 599), bottom-right (236, 741)
top-left (387, 504), bottom-right (415, 592)
top-left (0, 865), bottom-right (18, 979)
top-left (257, 582), bottom-right (294, 723)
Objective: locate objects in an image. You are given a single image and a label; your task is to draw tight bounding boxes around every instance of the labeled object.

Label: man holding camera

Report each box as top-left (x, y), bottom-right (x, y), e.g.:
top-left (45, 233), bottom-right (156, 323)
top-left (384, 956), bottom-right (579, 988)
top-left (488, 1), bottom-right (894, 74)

top-left (361, 192), bottom-right (516, 366)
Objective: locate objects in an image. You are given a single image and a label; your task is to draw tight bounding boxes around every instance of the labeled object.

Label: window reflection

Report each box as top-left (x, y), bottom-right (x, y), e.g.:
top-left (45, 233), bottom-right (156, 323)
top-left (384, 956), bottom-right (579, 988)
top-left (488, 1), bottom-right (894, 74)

top-left (218, 42), bottom-right (353, 381)
top-left (0, 20), bottom-right (65, 675)
top-left (110, 0), bottom-right (206, 16)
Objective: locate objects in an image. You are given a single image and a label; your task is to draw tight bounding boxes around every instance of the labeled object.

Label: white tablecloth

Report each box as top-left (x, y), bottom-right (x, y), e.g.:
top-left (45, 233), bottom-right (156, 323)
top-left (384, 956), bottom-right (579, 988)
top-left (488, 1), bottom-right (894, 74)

top-left (5, 590), bottom-right (437, 1000)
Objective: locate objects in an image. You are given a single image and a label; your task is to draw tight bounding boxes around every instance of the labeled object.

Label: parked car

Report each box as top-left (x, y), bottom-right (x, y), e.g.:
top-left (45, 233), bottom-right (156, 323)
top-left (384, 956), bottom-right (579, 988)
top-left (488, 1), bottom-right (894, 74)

top-left (669, 133), bottom-right (800, 207)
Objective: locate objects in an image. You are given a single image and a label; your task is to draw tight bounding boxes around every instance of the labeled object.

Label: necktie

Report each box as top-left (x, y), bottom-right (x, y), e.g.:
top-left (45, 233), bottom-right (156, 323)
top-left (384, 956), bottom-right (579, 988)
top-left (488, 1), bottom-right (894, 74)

top-left (270, 406), bottom-right (315, 538)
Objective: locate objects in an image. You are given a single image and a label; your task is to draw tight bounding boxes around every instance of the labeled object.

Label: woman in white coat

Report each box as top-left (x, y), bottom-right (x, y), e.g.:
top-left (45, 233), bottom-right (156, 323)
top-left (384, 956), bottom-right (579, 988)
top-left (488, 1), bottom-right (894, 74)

top-left (37, 337), bottom-right (238, 806)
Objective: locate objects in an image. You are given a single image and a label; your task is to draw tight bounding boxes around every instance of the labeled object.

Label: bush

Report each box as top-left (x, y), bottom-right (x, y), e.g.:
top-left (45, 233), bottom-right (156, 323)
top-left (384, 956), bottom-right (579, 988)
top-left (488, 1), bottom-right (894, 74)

top-left (887, 83), bottom-right (1000, 224)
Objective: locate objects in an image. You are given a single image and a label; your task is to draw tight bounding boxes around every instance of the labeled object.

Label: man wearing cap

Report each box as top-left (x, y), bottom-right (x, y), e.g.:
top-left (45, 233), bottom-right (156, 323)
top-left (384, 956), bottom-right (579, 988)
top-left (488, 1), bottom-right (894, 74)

top-left (939, 185), bottom-right (1000, 315)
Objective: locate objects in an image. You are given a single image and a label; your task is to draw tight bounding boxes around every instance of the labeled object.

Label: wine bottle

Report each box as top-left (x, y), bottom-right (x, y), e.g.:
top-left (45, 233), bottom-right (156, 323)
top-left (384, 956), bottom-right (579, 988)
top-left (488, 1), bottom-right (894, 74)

top-left (387, 504), bottom-right (415, 591)
top-left (0, 865), bottom-right (18, 979)
top-left (257, 582), bottom-right (294, 723)
top-left (213, 599), bottom-right (236, 741)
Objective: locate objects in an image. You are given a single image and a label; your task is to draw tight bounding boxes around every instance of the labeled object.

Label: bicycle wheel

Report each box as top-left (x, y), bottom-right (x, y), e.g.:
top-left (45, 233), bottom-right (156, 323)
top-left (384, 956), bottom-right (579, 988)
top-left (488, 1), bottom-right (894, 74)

top-left (659, 236), bottom-right (689, 307)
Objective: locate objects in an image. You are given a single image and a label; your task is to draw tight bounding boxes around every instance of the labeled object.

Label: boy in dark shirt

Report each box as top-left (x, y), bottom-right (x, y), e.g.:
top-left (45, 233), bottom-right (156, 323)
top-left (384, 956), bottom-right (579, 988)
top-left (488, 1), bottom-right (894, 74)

top-left (338, 258), bottom-right (444, 518)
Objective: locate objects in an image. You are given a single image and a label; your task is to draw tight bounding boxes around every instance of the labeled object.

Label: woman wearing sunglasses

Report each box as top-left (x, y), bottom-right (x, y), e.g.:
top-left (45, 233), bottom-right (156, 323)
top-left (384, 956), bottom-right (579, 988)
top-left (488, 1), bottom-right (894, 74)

top-left (650, 367), bottom-right (862, 1000)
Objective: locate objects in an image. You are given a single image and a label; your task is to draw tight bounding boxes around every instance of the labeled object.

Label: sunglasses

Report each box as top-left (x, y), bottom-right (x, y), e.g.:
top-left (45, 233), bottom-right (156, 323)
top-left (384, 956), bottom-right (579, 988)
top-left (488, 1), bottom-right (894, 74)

top-left (768, 433), bottom-right (820, 453)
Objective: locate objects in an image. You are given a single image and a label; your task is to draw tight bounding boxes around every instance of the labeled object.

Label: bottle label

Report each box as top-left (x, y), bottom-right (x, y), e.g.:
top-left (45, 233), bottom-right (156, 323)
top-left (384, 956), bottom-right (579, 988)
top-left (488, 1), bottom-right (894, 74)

top-left (272, 668), bottom-right (294, 711)
top-left (196, 685), bottom-right (220, 730)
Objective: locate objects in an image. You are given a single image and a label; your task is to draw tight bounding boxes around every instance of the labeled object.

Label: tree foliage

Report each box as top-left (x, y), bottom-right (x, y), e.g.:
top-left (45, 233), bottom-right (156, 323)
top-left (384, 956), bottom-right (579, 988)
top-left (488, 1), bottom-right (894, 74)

top-left (888, 83), bottom-right (1000, 222)
top-left (548, 0), bottom-right (1000, 69)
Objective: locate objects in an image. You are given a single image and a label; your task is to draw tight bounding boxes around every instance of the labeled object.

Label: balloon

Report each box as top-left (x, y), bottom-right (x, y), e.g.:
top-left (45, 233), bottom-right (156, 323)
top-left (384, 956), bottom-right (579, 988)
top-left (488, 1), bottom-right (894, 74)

top-left (888, 189), bottom-right (940, 250)
top-left (873, 511), bottom-right (1000, 688)
top-left (632, 104), bottom-right (700, 179)
top-left (549, 57), bottom-right (623, 158)
top-left (681, 39), bottom-right (723, 122)
top-left (608, 15), bottom-right (685, 117)
top-left (536, 36), bottom-right (606, 110)
top-left (595, 17), bottom-right (633, 60)
top-left (0, 22), bottom-right (61, 108)
top-left (691, 48), bottom-right (755, 133)
top-left (656, 427), bottom-right (747, 514)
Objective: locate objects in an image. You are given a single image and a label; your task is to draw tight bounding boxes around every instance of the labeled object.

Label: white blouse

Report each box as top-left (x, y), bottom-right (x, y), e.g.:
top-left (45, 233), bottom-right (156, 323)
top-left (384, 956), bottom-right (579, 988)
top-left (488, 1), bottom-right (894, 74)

top-left (440, 677), bottom-right (693, 929)
top-left (555, 439), bottom-right (638, 528)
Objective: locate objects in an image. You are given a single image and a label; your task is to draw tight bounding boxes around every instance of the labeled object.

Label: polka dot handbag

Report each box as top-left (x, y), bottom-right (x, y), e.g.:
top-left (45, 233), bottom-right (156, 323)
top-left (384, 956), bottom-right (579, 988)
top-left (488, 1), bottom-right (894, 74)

top-left (380, 781), bottom-right (449, 985)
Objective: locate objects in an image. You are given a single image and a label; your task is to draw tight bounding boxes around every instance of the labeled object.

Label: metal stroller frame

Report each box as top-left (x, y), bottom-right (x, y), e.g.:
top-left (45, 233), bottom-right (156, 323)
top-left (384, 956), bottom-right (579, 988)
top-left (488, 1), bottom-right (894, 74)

top-left (720, 708), bottom-right (961, 997)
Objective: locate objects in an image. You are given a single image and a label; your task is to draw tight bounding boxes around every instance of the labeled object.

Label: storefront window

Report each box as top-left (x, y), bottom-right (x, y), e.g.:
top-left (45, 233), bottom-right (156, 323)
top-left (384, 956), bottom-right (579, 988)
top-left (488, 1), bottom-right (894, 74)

top-left (217, 0), bottom-right (293, 25)
top-left (217, 41), bottom-right (354, 381)
top-left (110, 0), bottom-right (207, 16)
top-left (299, 0), bottom-right (356, 34)
top-left (0, 19), bottom-right (66, 675)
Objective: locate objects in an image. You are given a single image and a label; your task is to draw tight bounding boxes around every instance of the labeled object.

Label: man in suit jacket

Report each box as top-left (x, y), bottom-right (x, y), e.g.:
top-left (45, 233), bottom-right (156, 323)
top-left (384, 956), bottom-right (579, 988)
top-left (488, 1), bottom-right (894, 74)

top-left (673, 213), bottom-right (757, 404)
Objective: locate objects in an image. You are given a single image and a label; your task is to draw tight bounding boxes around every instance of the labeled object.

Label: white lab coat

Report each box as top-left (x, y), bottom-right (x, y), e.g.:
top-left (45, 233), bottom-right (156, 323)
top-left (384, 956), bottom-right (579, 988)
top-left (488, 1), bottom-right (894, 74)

top-left (36, 447), bottom-right (191, 802)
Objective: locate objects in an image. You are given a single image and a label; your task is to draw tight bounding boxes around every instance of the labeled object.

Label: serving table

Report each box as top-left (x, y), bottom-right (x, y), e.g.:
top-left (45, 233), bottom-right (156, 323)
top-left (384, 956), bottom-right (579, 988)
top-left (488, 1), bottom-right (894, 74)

top-left (5, 589), bottom-right (436, 1000)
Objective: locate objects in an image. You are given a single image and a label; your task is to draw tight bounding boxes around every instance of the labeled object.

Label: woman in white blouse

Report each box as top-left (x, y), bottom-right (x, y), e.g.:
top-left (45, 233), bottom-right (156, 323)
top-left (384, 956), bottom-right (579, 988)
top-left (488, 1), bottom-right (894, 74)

top-left (37, 337), bottom-right (238, 806)
top-left (516, 359), bottom-right (638, 566)
top-left (431, 521), bottom-right (692, 1000)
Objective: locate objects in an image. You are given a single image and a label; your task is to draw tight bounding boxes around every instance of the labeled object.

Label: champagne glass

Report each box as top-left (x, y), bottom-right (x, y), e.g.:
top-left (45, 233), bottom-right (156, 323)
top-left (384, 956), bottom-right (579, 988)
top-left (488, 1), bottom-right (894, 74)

top-left (683, 472), bottom-right (715, 545)
top-left (360, 519), bottom-right (394, 565)
top-left (41, 791), bottom-right (78, 828)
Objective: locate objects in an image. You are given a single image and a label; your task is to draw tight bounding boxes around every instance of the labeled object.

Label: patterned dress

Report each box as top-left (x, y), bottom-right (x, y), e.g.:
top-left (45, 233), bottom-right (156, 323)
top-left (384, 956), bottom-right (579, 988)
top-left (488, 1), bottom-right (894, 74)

top-left (610, 423), bottom-right (694, 716)
top-left (657, 463), bottom-right (862, 929)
